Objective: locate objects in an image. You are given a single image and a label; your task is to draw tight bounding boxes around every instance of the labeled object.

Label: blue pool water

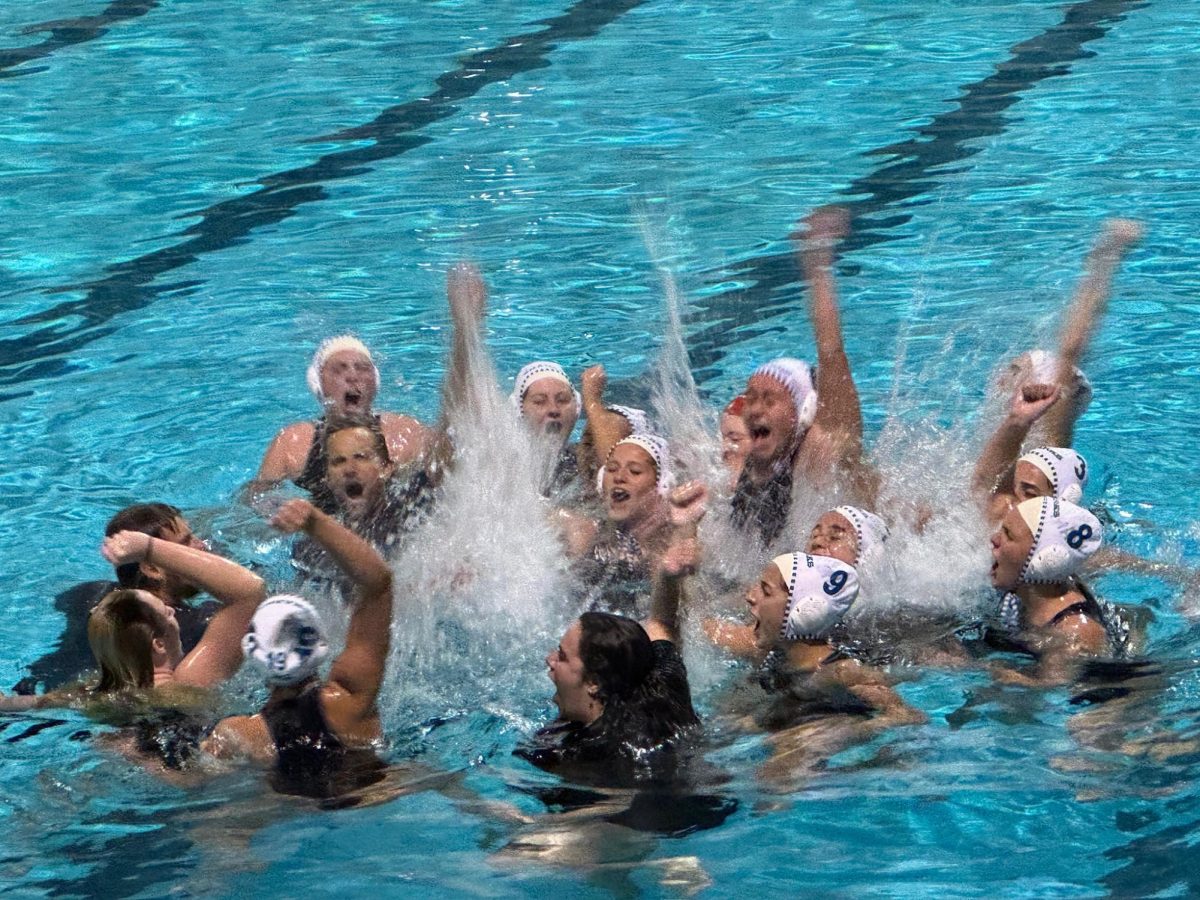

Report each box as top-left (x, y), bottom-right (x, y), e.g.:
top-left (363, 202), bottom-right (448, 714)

top-left (4, 0), bottom-right (1200, 895)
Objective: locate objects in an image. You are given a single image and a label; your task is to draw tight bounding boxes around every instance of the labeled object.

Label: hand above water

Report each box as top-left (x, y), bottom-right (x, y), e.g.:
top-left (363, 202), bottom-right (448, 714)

top-left (668, 480), bottom-right (708, 531)
top-left (100, 530), bottom-right (153, 566)
top-left (447, 261), bottom-right (487, 327)
top-left (580, 364), bottom-right (607, 410)
top-left (1009, 382), bottom-right (1060, 427)
top-left (270, 498), bottom-right (317, 534)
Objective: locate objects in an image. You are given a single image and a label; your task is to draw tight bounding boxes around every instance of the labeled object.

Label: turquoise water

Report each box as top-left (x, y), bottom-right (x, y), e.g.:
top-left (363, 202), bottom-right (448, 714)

top-left (4, 0), bottom-right (1200, 895)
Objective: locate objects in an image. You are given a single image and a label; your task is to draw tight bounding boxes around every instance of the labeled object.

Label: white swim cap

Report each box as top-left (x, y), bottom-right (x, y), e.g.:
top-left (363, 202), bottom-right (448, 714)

top-left (1024, 349), bottom-right (1093, 416)
top-left (772, 553), bottom-right (859, 641)
top-left (1018, 447), bottom-right (1089, 504)
top-left (831, 505), bottom-right (890, 565)
top-left (1017, 497), bottom-right (1103, 584)
top-left (242, 595), bottom-right (330, 686)
top-left (509, 361), bottom-right (581, 413)
top-left (306, 335), bottom-right (380, 403)
top-left (752, 358), bottom-right (818, 431)
top-left (606, 404), bottom-right (651, 436)
top-left (607, 433), bottom-right (675, 496)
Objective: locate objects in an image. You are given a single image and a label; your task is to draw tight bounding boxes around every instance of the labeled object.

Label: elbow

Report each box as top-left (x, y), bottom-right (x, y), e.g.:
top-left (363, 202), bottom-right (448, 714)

top-left (248, 575), bottom-right (268, 603)
top-left (366, 567), bottom-right (393, 599)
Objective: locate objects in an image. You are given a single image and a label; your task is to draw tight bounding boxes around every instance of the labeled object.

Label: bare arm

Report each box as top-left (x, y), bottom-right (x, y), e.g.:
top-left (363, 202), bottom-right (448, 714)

top-left (379, 414), bottom-right (434, 470)
top-left (252, 422), bottom-right (315, 487)
top-left (796, 207), bottom-right (861, 449)
top-left (1041, 219), bottom-right (1143, 446)
top-left (703, 619), bottom-right (760, 658)
top-left (427, 263), bottom-right (489, 477)
top-left (101, 531), bottom-right (266, 689)
top-left (831, 661), bottom-right (927, 726)
top-left (971, 382), bottom-right (1060, 502)
top-left (645, 482), bottom-right (707, 644)
top-left (271, 500), bottom-right (392, 716)
top-left (579, 365), bottom-right (629, 475)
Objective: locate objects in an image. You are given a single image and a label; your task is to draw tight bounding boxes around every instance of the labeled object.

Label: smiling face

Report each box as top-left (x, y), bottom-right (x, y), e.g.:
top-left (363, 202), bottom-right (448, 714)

top-left (807, 511), bottom-right (859, 566)
top-left (742, 373), bottom-right (800, 465)
top-left (319, 349), bottom-right (377, 415)
top-left (1013, 460), bottom-right (1054, 502)
top-left (745, 562), bottom-right (790, 650)
top-left (521, 376), bottom-right (578, 438)
top-left (326, 427), bottom-right (391, 521)
top-left (546, 621), bottom-right (597, 723)
top-left (602, 443), bottom-right (661, 526)
top-left (991, 506), bottom-right (1035, 591)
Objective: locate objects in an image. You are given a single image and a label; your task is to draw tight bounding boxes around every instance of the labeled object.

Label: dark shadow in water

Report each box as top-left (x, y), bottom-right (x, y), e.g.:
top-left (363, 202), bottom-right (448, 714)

top-left (1102, 815), bottom-right (1200, 897)
top-left (19, 803), bottom-right (206, 899)
top-left (0, 0), bottom-right (1146, 398)
top-left (0, 0), bottom-right (647, 396)
top-left (682, 0), bottom-right (1147, 382)
top-left (0, 0), bottom-right (159, 80)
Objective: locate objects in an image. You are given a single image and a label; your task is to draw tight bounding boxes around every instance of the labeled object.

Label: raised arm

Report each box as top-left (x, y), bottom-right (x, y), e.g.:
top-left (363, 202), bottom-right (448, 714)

top-left (971, 382), bottom-right (1060, 502)
top-left (1041, 218), bottom-right (1143, 445)
top-left (645, 482), bottom-right (708, 644)
top-left (426, 263), bottom-right (489, 477)
top-left (101, 531), bottom-right (266, 688)
top-left (796, 206), bottom-right (861, 448)
top-left (272, 500), bottom-right (392, 714)
top-left (578, 366), bottom-right (630, 478)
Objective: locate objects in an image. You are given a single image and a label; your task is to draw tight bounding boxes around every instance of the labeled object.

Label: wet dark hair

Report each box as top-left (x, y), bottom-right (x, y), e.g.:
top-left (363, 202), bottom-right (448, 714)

top-left (323, 413), bottom-right (391, 465)
top-left (577, 611), bottom-right (655, 703)
top-left (105, 503), bottom-right (184, 588)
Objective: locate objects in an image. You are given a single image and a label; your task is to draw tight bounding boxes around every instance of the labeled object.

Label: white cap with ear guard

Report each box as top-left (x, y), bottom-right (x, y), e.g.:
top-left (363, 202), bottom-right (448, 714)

top-left (307, 335), bottom-right (380, 403)
top-left (772, 553), bottom-right (859, 641)
top-left (830, 506), bottom-right (889, 566)
top-left (606, 433), bottom-right (675, 496)
top-left (1018, 447), bottom-right (1088, 504)
top-left (509, 361), bottom-right (581, 413)
top-left (242, 595), bottom-right (329, 686)
top-left (1017, 497), bottom-right (1102, 584)
top-left (752, 358), bottom-right (818, 432)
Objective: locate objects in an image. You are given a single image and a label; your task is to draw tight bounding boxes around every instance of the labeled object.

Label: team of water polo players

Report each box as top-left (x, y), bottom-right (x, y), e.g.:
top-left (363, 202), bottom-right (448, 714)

top-left (3, 209), bottom-right (1158, 798)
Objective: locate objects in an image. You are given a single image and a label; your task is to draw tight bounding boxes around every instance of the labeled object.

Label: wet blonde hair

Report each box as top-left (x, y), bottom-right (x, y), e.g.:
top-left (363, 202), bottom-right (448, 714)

top-left (88, 590), bottom-right (162, 692)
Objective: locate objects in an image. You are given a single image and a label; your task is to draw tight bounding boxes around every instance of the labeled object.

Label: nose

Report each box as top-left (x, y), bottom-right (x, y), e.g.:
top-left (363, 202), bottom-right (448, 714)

top-left (990, 532), bottom-right (1001, 550)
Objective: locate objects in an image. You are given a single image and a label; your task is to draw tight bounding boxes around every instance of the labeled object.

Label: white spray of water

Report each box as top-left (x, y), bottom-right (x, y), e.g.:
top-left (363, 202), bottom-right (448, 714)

top-left (377, 314), bottom-right (578, 738)
top-left (631, 210), bottom-right (1002, 664)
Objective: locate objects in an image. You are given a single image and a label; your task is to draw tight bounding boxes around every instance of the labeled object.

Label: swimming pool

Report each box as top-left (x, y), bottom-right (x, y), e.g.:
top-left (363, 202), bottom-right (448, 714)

top-left (4, 0), bottom-right (1200, 894)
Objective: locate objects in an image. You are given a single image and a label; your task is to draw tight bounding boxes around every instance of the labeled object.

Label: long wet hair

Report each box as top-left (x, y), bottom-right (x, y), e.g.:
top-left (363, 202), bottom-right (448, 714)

top-left (576, 612), bottom-right (698, 760)
top-left (577, 611), bottom-right (655, 704)
top-left (88, 590), bottom-right (163, 692)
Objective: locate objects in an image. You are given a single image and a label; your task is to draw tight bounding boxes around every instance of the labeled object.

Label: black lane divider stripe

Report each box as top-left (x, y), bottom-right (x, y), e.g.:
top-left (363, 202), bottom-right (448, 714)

top-left (4, 717), bottom-right (68, 742)
top-left (0, 0), bottom-right (645, 398)
top-left (0, 0), bottom-right (159, 80)
top-left (682, 0), bottom-right (1146, 381)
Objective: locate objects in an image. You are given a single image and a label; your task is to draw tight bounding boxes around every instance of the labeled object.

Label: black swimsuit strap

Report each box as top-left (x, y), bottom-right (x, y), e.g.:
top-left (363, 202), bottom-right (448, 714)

top-left (1048, 599), bottom-right (1097, 628)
